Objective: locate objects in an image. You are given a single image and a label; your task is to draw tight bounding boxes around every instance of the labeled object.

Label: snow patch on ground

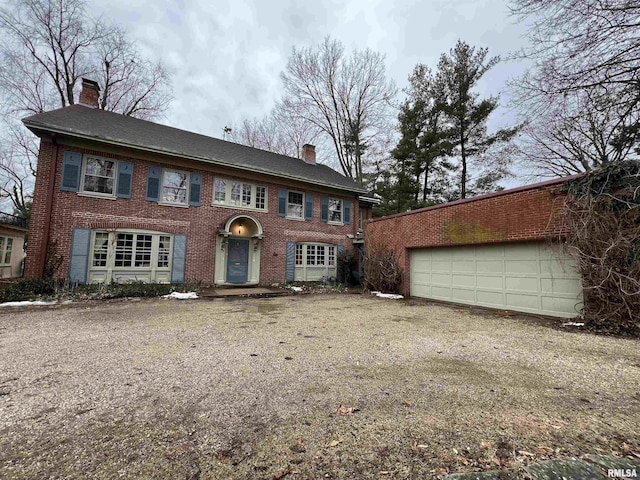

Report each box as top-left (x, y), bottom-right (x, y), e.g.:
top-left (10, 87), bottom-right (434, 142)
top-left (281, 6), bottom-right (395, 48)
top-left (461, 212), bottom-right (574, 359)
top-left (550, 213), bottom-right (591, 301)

top-left (562, 322), bottom-right (585, 327)
top-left (0, 300), bottom-right (58, 307)
top-left (289, 286), bottom-right (304, 292)
top-left (372, 291), bottom-right (404, 300)
top-left (161, 292), bottom-right (198, 300)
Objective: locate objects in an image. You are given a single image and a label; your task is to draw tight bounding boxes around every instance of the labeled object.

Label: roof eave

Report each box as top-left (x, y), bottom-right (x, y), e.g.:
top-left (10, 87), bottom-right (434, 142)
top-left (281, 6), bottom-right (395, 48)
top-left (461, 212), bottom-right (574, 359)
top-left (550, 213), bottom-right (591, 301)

top-left (23, 120), bottom-right (367, 194)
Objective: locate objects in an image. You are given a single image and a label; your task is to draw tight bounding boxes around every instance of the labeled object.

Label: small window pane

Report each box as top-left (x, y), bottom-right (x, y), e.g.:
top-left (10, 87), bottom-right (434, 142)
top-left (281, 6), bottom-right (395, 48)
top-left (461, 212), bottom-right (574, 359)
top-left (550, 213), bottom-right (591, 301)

top-left (256, 186), bottom-right (266, 210)
top-left (242, 184), bottom-right (252, 207)
top-left (295, 244), bottom-right (303, 266)
top-left (92, 233), bottom-right (109, 267)
top-left (328, 246), bottom-right (336, 266)
top-left (83, 157), bottom-right (115, 195)
top-left (135, 235), bottom-right (152, 267)
top-left (162, 170), bottom-right (187, 204)
top-left (115, 233), bottom-right (134, 267)
top-left (214, 179), bottom-right (226, 203)
top-left (306, 244), bottom-right (316, 265)
top-left (329, 198), bottom-right (342, 223)
top-left (316, 245), bottom-right (326, 266)
top-left (230, 182), bottom-right (241, 205)
top-left (287, 191), bottom-right (303, 219)
top-left (158, 236), bottom-right (171, 268)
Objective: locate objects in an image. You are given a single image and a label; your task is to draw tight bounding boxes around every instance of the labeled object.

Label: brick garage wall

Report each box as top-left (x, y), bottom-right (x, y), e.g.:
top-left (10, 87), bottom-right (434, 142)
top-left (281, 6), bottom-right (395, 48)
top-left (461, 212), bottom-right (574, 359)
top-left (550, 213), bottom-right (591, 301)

top-left (364, 180), bottom-right (574, 295)
top-left (24, 141), bottom-right (359, 283)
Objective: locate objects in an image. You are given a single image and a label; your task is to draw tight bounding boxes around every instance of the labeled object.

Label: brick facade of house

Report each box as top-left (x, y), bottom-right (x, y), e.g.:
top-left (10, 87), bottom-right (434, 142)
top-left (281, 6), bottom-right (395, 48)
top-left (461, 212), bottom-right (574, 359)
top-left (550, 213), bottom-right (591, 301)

top-left (25, 139), bottom-right (364, 284)
top-left (364, 179), bottom-right (574, 295)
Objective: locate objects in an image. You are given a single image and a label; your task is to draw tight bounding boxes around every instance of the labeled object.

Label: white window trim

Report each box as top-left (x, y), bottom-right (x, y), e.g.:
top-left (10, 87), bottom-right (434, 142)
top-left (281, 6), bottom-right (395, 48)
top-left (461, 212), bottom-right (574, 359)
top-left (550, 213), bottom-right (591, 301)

top-left (158, 168), bottom-right (190, 207)
top-left (0, 236), bottom-right (13, 266)
top-left (328, 197), bottom-right (343, 225)
top-left (286, 190), bottom-right (305, 220)
top-left (79, 154), bottom-right (118, 198)
top-left (89, 230), bottom-right (173, 274)
top-left (295, 243), bottom-right (337, 268)
top-left (212, 177), bottom-right (268, 212)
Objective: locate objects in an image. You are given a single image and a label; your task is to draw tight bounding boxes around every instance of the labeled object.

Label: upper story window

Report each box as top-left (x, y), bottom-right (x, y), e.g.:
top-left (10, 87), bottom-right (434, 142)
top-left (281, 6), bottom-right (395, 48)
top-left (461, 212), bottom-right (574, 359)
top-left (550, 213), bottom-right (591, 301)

top-left (287, 191), bottom-right (304, 219)
top-left (328, 198), bottom-right (343, 224)
top-left (161, 169), bottom-right (188, 205)
top-left (213, 178), bottom-right (267, 211)
top-left (0, 236), bottom-right (14, 265)
top-left (81, 155), bottom-right (116, 196)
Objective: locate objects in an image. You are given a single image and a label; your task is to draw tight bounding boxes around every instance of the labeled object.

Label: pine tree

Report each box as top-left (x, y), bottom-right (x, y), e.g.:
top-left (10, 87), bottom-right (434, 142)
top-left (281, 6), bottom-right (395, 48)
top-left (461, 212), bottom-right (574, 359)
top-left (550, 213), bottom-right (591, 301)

top-left (436, 41), bottom-right (519, 199)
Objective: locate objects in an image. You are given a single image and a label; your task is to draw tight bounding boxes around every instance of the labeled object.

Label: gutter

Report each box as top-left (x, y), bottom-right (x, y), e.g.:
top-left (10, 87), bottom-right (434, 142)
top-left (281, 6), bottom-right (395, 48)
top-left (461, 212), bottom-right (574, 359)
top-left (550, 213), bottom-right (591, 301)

top-left (22, 121), bottom-right (368, 195)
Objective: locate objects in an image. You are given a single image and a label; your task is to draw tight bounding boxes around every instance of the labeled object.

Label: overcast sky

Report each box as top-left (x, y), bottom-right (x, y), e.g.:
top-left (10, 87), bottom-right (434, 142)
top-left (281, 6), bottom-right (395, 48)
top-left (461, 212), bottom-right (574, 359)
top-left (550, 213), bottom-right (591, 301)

top-left (94, 0), bottom-right (529, 182)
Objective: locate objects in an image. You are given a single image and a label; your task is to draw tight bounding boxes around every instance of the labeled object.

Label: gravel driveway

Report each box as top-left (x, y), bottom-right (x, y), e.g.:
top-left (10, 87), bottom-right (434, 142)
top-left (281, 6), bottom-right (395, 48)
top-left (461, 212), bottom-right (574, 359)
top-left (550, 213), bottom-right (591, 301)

top-left (1, 294), bottom-right (638, 479)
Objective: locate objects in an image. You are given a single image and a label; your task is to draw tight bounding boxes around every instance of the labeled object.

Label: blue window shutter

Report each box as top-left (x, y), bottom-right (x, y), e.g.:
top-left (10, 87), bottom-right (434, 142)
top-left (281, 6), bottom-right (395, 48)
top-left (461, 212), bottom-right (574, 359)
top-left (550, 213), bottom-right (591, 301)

top-left (171, 234), bottom-right (187, 283)
top-left (61, 151), bottom-right (82, 192)
top-left (286, 242), bottom-right (295, 282)
top-left (337, 244), bottom-right (345, 254)
top-left (145, 166), bottom-right (161, 201)
top-left (344, 200), bottom-right (351, 225)
top-left (116, 161), bottom-right (133, 198)
top-left (278, 188), bottom-right (287, 217)
top-left (321, 196), bottom-right (329, 222)
top-left (68, 228), bottom-right (91, 284)
top-left (189, 173), bottom-right (202, 206)
top-left (305, 194), bottom-right (313, 220)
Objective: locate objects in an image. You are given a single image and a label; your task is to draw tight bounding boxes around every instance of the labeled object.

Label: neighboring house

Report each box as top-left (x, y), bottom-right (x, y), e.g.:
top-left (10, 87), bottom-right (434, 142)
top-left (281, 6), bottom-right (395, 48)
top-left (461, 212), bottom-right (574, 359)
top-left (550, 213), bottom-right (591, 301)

top-left (0, 213), bottom-right (27, 279)
top-left (366, 178), bottom-right (585, 318)
top-left (22, 79), bottom-right (369, 285)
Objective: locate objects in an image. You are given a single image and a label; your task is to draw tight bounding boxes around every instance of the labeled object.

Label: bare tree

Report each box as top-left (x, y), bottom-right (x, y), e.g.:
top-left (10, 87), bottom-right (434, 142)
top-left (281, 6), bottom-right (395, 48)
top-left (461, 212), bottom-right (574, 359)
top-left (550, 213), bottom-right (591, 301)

top-left (280, 37), bottom-right (397, 183)
top-left (509, 0), bottom-right (640, 106)
top-left (0, 0), bottom-right (173, 215)
top-left (231, 103), bottom-right (323, 159)
top-left (516, 90), bottom-right (640, 177)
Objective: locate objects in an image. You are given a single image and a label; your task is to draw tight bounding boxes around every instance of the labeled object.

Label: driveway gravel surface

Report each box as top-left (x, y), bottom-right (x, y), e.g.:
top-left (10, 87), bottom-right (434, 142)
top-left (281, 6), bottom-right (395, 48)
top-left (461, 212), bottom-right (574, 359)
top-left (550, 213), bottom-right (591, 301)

top-left (0, 294), bottom-right (638, 479)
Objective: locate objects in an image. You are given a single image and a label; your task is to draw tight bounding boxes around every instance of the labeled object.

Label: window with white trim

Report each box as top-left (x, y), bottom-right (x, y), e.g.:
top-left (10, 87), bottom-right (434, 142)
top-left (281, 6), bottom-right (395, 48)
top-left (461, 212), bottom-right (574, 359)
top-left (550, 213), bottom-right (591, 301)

top-left (161, 169), bottom-right (188, 205)
top-left (296, 243), bottom-right (336, 267)
top-left (213, 178), bottom-right (267, 211)
top-left (91, 232), bottom-right (173, 270)
top-left (287, 191), bottom-right (304, 219)
top-left (328, 198), bottom-right (343, 223)
top-left (81, 155), bottom-right (116, 196)
top-left (0, 236), bottom-right (13, 265)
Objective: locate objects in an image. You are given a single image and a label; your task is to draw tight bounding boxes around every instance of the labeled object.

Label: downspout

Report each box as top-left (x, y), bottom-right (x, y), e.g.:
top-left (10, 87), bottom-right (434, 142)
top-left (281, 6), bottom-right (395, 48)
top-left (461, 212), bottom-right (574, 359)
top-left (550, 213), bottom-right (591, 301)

top-left (38, 133), bottom-right (58, 278)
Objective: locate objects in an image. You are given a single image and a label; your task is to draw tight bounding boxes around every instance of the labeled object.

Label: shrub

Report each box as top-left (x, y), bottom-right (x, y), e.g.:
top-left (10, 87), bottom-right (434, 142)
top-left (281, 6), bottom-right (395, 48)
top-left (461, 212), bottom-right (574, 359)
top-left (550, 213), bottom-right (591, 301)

top-left (362, 240), bottom-right (403, 293)
top-left (0, 278), bottom-right (56, 302)
top-left (560, 160), bottom-right (640, 336)
top-left (337, 251), bottom-right (358, 285)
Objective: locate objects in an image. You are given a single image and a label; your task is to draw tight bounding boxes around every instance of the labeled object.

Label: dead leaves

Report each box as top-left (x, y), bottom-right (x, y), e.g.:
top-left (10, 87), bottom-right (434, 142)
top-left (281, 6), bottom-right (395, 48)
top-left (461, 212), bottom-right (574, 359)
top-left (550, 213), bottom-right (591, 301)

top-left (326, 438), bottom-right (343, 448)
top-left (335, 404), bottom-right (359, 416)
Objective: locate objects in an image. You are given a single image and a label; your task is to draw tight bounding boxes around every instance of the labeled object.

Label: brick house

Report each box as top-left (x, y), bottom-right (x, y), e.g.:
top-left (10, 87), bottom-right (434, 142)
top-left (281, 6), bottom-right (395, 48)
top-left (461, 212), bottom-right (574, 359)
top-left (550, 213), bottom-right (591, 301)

top-left (22, 79), bottom-right (373, 286)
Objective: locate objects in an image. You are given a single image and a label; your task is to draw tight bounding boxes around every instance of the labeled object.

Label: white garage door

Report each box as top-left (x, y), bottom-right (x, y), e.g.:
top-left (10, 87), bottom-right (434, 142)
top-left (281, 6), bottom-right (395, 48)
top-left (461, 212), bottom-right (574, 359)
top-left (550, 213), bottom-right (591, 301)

top-left (410, 242), bottom-right (582, 318)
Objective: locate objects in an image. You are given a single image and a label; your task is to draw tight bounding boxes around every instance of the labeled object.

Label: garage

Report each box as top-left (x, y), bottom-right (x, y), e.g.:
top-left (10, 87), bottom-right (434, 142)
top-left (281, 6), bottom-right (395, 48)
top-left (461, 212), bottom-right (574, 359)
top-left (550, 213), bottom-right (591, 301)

top-left (410, 242), bottom-right (582, 318)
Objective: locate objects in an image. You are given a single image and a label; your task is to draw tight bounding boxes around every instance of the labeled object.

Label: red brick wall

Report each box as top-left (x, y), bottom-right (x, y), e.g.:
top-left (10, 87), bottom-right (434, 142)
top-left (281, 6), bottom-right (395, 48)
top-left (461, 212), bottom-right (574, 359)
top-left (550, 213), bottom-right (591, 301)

top-left (25, 141), bottom-right (360, 283)
top-left (364, 181), bottom-right (572, 295)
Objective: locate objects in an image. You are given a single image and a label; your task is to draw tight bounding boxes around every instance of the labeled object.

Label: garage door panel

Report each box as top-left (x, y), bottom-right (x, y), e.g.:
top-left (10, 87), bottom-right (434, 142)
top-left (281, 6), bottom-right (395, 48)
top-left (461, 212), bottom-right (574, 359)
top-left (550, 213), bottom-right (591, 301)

top-left (431, 285), bottom-right (452, 299)
top-left (432, 260), bottom-right (451, 272)
top-left (505, 260), bottom-right (539, 274)
top-left (477, 275), bottom-right (503, 290)
top-left (476, 290), bottom-right (504, 306)
top-left (452, 288), bottom-right (476, 302)
top-left (432, 273), bottom-right (451, 285)
top-left (452, 274), bottom-right (475, 287)
top-left (541, 277), bottom-right (581, 295)
top-left (505, 276), bottom-right (539, 292)
top-left (506, 292), bottom-right (540, 310)
top-left (477, 260), bottom-right (503, 273)
top-left (410, 242), bottom-right (582, 318)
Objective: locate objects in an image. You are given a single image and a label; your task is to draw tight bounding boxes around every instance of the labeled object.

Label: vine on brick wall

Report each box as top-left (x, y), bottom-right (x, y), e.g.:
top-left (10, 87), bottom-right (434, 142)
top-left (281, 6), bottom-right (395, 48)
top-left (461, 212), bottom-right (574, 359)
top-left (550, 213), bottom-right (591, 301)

top-left (561, 160), bottom-right (640, 335)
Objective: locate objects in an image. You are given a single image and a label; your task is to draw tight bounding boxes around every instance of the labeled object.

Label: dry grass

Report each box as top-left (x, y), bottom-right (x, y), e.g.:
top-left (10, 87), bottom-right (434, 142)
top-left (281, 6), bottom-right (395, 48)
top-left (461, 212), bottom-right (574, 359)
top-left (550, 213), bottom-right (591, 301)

top-left (0, 295), bottom-right (638, 479)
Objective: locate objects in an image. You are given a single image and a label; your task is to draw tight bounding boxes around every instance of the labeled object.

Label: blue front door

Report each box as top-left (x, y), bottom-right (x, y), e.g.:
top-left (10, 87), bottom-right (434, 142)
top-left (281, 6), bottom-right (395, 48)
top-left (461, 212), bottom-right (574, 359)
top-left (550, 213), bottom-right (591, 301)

top-left (226, 239), bottom-right (249, 284)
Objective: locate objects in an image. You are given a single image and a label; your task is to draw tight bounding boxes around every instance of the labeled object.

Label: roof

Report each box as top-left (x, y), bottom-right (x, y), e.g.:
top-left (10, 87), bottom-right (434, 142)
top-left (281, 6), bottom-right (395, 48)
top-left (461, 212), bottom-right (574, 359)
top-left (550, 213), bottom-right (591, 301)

top-left (22, 105), bottom-right (366, 194)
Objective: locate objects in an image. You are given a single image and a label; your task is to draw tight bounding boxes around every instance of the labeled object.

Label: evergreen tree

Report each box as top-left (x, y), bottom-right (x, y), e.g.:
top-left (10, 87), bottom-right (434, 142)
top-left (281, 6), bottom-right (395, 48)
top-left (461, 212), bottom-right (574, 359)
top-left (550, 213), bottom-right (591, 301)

top-left (436, 41), bottom-right (519, 199)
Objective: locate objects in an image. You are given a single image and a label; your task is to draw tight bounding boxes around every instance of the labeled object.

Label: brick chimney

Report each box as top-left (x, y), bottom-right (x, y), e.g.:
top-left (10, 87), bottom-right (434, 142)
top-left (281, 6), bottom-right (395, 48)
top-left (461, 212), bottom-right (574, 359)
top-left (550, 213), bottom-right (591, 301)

top-left (302, 144), bottom-right (316, 163)
top-left (78, 78), bottom-right (100, 108)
